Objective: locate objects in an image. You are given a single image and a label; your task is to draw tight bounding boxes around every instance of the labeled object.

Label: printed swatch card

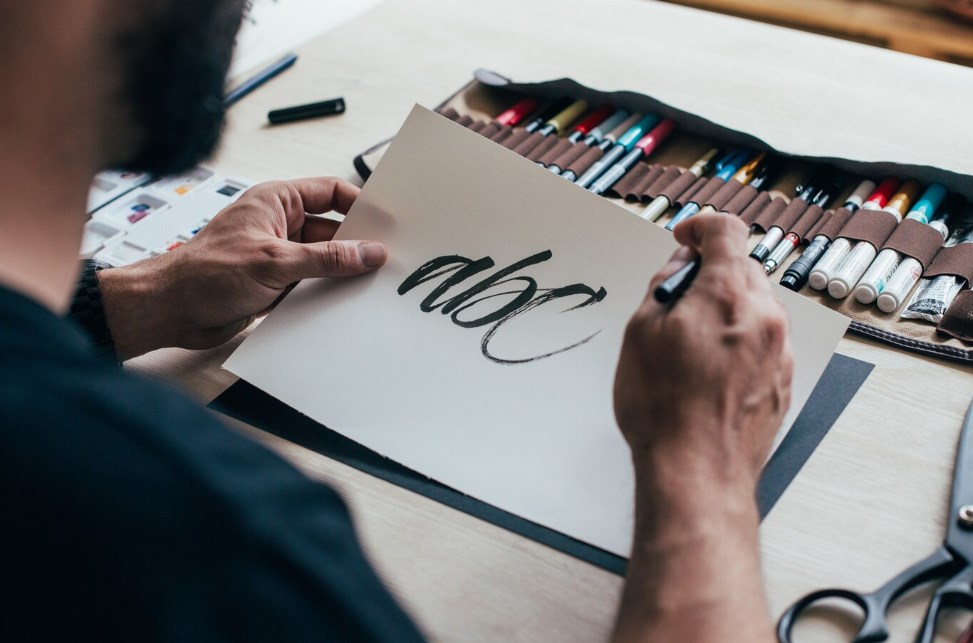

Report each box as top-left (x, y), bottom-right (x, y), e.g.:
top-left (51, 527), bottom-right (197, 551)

top-left (225, 106), bottom-right (849, 557)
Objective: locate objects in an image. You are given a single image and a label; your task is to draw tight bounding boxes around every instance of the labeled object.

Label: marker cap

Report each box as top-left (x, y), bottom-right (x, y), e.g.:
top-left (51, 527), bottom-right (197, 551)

top-left (604, 112), bottom-right (642, 143)
top-left (864, 176), bottom-right (902, 209)
top-left (634, 118), bottom-right (677, 155)
top-left (617, 114), bottom-right (660, 150)
top-left (495, 98), bottom-right (539, 126)
top-left (844, 179), bottom-right (877, 210)
top-left (885, 180), bottom-right (922, 219)
top-left (876, 291), bottom-right (900, 314)
top-left (585, 109), bottom-right (630, 142)
top-left (906, 183), bottom-right (948, 222)
top-left (571, 104), bottom-right (614, 135)
top-left (546, 99), bottom-right (589, 134)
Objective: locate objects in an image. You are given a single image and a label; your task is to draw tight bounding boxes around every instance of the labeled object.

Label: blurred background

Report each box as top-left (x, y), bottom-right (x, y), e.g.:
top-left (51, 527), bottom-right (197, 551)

top-left (659, 0), bottom-right (973, 67)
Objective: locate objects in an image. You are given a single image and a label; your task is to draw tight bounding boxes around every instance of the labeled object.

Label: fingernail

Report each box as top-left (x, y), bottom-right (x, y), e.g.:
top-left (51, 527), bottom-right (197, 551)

top-left (358, 242), bottom-right (387, 268)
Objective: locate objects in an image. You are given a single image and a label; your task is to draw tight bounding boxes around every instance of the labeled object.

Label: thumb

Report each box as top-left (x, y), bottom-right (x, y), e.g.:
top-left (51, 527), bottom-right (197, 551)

top-left (671, 213), bottom-right (748, 274)
top-left (275, 239), bottom-right (388, 282)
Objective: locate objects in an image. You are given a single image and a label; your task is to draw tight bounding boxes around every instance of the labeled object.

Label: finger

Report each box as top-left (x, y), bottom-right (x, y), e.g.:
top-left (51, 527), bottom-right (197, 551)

top-left (671, 213), bottom-right (749, 277)
top-left (273, 239), bottom-right (388, 282)
top-left (296, 215), bottom-right (342, 244)
top-left (273, 178), bottom-right (361, 238)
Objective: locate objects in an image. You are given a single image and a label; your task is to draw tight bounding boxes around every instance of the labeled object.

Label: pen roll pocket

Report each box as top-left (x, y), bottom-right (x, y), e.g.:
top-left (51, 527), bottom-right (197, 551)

top-left (880, 218), bottom-right (948, 273)
top-left (787, 205), bottom-right (826, 243)
top-left (834, 209), bottom-right (900, 251)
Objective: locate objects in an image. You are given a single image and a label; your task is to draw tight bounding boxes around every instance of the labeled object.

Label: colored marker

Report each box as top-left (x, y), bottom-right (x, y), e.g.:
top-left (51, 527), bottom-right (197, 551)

top-left (224, 53), bottom-right (298, 108)
top-left (549, 109), bottom-right (632, 176)
top-left (268, 97), bottom-right (345, 125)
top-left (853, 183), bottom-right (947, 304)
top-left (494, 98), bottom-right (539, 126)
top-left (587, 119), bottom-right (677, 195)
top-left (780, 179), bottom-right (875, 291)
top-left (558, 113), bottom-right (642, 180)
top-left (877, 193), bottom-right (960, 313)
top-left (749, 171), bottom-right (828, 263)
top-left (536, 99), bottom-right (589, 136)
top-left (763, 178), bottom-right (840, 274)
top-left (664, 150), bottom-right (751, 230)
top-left (574, 114), bottom-right (660, 189)
top-left (827, 180), bottom-right (920, 299)
top-left (693, 152), bottom-right (769, 217)
top-left (807, 177), bottom-right (898, 290)
top-left (640, 148), bottom-right (721, 221)
top-left (567, 105), bottom-right (615, 143)
top-left (523, 97), bottom-right (573, 133)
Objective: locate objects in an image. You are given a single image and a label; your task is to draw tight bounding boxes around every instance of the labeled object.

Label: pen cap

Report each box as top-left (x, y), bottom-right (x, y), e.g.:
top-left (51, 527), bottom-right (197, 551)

top-left (906, 183), bottom-right (948, 223)
top-left (495, 98), bottom-right (538, 126)
top-left (843, 179), bottom-right (877, 210)
top-left (546, 100), bottom-right (589, 134)
top-left (634, 118), bottom-right (677, 155)
top-left (604, 112), bottom-right (642, 143)
top-left (929, 193), bottom-right (965, 236)
top-left (617, 114), bottom-right (660, 150)
top-left (689, 148), bottom-right (722, 176)
top-left (571, 104), bottom-right (614, 134)
top-left (885, 180), bottom-right (922, 219)
top-left (864, 176), bottom-right (902, 209)
top-left (586, 109), bottom-right (630, 141)
top-left (732, 151), bottom-right (767, 183)
top-left (716, 150), bottom-right (751, 180)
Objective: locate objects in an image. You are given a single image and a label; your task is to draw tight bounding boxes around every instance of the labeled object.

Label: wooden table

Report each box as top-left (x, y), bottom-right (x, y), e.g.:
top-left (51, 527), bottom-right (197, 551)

top-left (661, 0), bottom-right (973, 65)
top-left (128, 0), bottom-right (973, 640)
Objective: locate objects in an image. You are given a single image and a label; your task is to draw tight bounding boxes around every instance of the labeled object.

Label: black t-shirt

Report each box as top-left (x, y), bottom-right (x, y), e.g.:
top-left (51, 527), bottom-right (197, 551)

top-left (1, 286), bottom-right (425, 642)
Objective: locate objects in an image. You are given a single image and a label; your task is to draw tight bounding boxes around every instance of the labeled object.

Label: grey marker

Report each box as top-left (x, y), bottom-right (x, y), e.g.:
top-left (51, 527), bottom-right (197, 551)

top-left (574, 144), bottom-right (627, 189)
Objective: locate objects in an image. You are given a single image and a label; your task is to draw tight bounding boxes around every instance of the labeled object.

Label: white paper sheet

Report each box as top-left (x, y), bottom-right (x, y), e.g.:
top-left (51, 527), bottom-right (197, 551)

top-left (231, 0), bottom-right (386, 78)
top-left (224, 106), bottom-right (849, 557)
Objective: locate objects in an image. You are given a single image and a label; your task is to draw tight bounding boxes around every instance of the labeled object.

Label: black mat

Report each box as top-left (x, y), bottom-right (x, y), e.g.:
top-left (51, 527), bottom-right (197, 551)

top-left (209, 352), bottom-right (873, 575)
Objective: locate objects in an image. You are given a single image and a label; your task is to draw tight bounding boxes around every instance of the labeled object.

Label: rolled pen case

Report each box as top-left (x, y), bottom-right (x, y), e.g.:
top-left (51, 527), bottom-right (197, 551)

top-left (268, 97), bottom-right (346, 125)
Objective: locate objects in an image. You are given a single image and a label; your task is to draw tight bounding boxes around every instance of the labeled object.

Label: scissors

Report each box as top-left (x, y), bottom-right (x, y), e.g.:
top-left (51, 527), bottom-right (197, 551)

top-left (777, 397), bottom-right (973, 642)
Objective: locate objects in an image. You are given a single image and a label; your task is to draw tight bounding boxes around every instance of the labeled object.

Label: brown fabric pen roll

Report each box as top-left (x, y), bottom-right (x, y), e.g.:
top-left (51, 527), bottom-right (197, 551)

top-left (500, 128), bottom-right (531, 150)
top-left (788, 205), bottom-right (825, 242)
top-left (630, 165), bottom-right (668, 201)
top-left (752, 196), bottom-right (790, 232)
top-left (456, 114), bottom-right (474, 128)
top-left (512, 131), bottom-right (547, 156)
top-left (469, 120), bottom-right (487, 133)
top-left (564, 146), bottom-right (606, 178)
top-left (722, 184), bottom-right (759, 215)
top-left (924, 244), bottom-right (973, 283)
top-left (549, 141), bottom-right (593, 172)
top-left (816, 207), bottom-right (855, 241)
top-left (705, 179), bottom-right (745, 211)
top-left (478, 122), bottom-right (502, 139)
top-left (537, 139), bottom-right (574, 167)
top-left (739, 192), bottom-right (772, 226)
top-left (805, 209), bottom-right (834, 240)
top-left (686, 177), bottom-right (724, 209)
top-left (609, 163), bottom-right (651, 199)
top-left (654, 170), bottom-right (698, 207)
top-left (643, 166), bottom-right (684, 201)
top-left (881, 218), bottom-right (947, 271)
top-left (836, 209), bottom-right (900, 250)
top-left (526, 135), bottom-right (561, 162)
top-left (439, 106), bottom-right (461, 121)
top-left (490, 125), bottom-right (515, 144)
top-left (937, 290), bottom-right (973, 342)
top-left (769, 198), bottom-right (810, 233)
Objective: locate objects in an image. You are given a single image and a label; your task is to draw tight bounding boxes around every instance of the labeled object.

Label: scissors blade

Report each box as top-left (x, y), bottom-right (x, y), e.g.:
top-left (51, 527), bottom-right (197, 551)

top-left (947, 396), bottom-right (973, 562)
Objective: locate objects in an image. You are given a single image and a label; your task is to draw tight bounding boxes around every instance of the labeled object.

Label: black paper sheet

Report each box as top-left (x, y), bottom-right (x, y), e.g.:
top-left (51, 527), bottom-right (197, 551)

top-left (209, 352), bottom-right (872, 576)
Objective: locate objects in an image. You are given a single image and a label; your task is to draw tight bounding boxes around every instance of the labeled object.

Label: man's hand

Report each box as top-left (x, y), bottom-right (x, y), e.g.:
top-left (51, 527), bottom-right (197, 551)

top-left (99, 178), bottom-right (385, 361)
top-left (611, 213), bottom-right (793, 643)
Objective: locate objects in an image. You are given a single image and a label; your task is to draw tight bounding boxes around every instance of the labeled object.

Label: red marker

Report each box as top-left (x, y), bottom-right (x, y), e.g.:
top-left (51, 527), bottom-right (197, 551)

top-left (567, 104), bottom-right (615, 142)
top-left (634, 118), bottom-right (677, 156)
top-left (494, 98), bottom-right (538, 126)
top-left (863, 176), bottom-right (902, 210)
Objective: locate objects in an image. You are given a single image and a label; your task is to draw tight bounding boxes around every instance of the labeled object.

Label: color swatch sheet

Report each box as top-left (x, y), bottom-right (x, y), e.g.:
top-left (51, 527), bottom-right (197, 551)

top-left (224, 106), bottom-right (850, 558)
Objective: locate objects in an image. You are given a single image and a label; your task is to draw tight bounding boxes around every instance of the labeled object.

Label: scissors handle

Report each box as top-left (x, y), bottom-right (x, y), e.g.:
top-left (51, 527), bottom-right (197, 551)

top-left (777, 548), bottom-right (958, 643)
top-left (916, 565), bottom-right (973, 643)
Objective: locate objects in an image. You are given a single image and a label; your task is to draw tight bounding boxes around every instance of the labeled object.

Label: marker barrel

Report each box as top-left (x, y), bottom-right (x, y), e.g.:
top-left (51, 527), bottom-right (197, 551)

top-left (751, 227), bottom-right (785, 263)
top-left (853, 248), bottom-right (901, 304)
top-left (828, 242), bottom-right (877, 298)
top-left (665, 202), bottom-right (701, 231)
top-left (588, 150), bottom-right (642, 195)
top-left (781, 235), bottom-right (829, 290)
top-left (876, 257), bottom-right (924, 313)
top-left (575, 145), bottom-right (626, 189)
top-left (764, 234), bottom-right (799, 274)
top-left (809, 238), bottom-right (853, 290)
top-left (641, 195), bottom-right (671, 222)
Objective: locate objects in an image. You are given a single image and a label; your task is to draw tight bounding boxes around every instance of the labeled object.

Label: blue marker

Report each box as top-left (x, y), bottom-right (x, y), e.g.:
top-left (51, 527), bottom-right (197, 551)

top-left (664, 150), bottom-right (752, 230)
top-left (573, 114), bottom-right (660, 189)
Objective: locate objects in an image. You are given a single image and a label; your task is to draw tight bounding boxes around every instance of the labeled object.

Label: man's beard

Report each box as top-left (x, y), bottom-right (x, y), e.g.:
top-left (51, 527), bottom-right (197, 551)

top-left (113, 1), bottom-right (244, 176)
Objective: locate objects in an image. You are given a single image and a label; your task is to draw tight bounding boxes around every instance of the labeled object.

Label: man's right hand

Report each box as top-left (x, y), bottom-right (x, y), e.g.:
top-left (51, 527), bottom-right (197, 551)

top-left (610, 213), bottom-right (793, 643)
top-left (614, 212), bottom-right (793, 498)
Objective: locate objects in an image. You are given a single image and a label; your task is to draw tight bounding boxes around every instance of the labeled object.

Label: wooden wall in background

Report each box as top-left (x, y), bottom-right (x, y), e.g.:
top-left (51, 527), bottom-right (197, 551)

top-left (657, 0), bottom-right (973, 66)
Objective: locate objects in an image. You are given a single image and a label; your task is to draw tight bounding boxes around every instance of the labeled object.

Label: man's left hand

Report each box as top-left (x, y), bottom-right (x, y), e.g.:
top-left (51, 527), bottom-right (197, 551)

top-left (98, 177), bottom-right (385, 361)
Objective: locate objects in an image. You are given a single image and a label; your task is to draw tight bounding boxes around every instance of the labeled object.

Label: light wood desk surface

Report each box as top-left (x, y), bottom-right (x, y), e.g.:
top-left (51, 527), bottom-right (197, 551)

top-left (128, 1), bottom-right (973, 640)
